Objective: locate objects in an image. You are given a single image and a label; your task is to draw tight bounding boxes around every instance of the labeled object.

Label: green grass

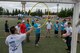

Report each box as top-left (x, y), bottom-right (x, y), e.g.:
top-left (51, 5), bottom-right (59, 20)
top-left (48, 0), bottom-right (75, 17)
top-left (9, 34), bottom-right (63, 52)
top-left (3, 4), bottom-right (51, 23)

top-left (0, 18), bottom-right (80, 53)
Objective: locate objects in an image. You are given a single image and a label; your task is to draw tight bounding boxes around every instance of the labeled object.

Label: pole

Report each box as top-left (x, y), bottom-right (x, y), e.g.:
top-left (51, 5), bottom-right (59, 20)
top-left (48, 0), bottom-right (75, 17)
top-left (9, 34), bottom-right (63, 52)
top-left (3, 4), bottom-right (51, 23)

top-left (71, 2), bottom-right (79, 53)
top-left (21, 1), bottom-right (26, 14)
top-left (57, 3), bottom-right (59, 15)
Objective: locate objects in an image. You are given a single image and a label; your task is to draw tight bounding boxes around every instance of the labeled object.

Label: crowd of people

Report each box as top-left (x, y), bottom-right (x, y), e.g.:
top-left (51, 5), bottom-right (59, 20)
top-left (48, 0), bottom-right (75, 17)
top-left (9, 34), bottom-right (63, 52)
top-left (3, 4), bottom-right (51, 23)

top-left (4, 18), bottom-right (80, 53)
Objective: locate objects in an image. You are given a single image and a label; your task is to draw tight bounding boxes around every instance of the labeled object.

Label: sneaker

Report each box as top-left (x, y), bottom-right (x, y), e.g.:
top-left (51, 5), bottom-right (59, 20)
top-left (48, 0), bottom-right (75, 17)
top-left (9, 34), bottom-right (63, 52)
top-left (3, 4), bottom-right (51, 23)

top-left (46, 36), bottom-right (47, 38)
top-left (35, 44), bottom-right (39, 47)
top-left (65, 48), bottom-right (69, 50)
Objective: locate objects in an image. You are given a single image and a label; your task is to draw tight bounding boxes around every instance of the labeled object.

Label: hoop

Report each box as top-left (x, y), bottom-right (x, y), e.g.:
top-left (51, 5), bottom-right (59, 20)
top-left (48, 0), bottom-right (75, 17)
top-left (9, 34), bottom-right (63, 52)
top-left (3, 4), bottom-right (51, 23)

top-left (29, 2), bottom-right (50, 28)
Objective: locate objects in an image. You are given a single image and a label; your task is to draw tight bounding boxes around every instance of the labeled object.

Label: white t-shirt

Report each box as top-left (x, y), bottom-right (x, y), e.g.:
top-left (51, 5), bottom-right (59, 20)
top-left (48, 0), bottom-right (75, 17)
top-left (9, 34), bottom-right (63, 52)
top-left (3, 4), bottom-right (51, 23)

top-left (66, 26), bottom-right (72, 37)
top-left (64, 22), bottom-right (68, 28)
top-left (15, 25), bottom-right (20, 33)
top-left (5, 34), bottom-right (26, 53)
top-left (46, 22), bottom-right (52, 29)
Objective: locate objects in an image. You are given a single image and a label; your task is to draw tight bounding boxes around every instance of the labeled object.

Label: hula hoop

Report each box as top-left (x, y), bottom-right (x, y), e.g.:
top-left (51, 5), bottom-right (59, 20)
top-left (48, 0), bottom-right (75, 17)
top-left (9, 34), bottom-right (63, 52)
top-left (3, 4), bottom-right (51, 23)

top-left (29, 2), bottom-right (50, 28)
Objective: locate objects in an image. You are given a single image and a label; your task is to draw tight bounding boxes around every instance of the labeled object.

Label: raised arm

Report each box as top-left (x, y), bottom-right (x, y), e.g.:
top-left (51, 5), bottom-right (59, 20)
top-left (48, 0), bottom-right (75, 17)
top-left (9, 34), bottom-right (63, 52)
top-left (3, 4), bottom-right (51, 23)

top-left (26, 26), bottom-right (33, 35)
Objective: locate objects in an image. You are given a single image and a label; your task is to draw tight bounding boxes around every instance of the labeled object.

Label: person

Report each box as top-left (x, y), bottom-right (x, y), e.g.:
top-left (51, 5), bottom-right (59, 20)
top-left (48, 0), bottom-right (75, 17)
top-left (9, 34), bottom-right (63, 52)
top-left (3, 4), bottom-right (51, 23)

top-left (32, 18), bottom-right (35, 26)
top-left (20, 20), bottom-right (26, 34)
top-left (26, 20), bottom-right (31, 42)
top-left (5, 20), bottom-right (9, 36)
top-left (54, 20), bottom-right (59, 37)
top-left (15, 22), bottom-right (21, 34)
top-left (64, 19), bottom-right (68, 29)
top-left (34, 19), bottom-right (41, 47)
top-left (60, 19), bottom-right (66, 37)
top-left (5, 26), bottom-right (33, 53)
top-left (65, 22), bottom-right (72, 53)
top-left (46, 19), bottom-right (52, 38)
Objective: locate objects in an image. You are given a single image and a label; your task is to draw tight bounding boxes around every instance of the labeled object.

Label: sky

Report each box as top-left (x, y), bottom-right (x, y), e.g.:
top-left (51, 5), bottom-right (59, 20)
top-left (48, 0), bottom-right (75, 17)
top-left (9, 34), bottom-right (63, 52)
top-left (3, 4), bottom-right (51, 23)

top-left (0, 1), bottom-right (74, 12)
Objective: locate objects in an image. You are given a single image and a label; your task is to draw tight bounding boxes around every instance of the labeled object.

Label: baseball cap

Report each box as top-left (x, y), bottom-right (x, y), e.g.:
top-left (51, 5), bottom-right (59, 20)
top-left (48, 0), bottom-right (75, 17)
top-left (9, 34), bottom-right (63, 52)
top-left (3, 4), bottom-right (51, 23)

top-left (22, 20), bottom-right (25, 23)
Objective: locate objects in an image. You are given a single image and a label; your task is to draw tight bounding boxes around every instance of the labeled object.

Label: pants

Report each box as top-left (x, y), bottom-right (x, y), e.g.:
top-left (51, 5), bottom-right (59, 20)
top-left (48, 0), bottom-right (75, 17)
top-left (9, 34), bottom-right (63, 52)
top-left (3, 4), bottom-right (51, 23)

top-left (66, 36), bottom-right (72, 51)
top-left (27, 33), bottom-right (30, 42)
top-left (35, 33), bottom-right (40, 44)
top-left (54, 30), bottom-right (58, 34)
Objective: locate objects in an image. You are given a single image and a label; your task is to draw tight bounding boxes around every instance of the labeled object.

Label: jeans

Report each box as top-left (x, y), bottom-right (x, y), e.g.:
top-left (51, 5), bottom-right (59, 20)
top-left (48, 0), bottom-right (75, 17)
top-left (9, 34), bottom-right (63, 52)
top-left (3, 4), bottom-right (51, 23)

top-left (66, 36), bottom-right (72, 51)
top-left (35, 33), bottom-right (40, 44)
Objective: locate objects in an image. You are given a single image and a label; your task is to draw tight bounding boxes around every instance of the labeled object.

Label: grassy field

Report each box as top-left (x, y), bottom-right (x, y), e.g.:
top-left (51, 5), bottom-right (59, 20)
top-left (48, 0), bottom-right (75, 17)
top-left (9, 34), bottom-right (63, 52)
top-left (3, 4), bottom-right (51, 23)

top-left (0, 18), bottom-right (80, 53)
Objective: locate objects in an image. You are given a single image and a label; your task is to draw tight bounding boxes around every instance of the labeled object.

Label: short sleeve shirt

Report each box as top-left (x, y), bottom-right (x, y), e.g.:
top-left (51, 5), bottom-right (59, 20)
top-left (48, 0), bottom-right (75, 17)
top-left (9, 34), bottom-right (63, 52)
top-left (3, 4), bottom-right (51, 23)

top-left (46, 22), bottom-right (52, 29)
top-left (5, 34), bottom-right (26, 53)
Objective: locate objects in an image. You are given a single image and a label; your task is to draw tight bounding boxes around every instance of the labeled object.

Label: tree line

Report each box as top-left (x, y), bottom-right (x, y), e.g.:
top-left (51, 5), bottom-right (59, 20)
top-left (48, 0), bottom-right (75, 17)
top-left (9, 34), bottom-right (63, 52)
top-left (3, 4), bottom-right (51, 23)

top-left (0, 7), bottom-right (73, 17)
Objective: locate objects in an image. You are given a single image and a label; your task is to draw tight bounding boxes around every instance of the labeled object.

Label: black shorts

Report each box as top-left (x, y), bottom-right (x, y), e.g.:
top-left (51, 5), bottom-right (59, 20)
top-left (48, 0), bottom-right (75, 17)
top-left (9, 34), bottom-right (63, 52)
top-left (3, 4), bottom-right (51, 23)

top-left (32, 22), bottom-right (34, 26)
top-left (61, 30), bottom-right (64, 35)
top-left (54, 30), bottom-right (58, 34)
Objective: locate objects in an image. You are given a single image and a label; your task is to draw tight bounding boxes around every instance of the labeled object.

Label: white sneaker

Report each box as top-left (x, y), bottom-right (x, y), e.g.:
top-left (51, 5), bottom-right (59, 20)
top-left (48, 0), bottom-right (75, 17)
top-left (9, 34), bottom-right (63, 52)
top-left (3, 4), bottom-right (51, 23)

top-left (35, 44), bottom-right (39, 47)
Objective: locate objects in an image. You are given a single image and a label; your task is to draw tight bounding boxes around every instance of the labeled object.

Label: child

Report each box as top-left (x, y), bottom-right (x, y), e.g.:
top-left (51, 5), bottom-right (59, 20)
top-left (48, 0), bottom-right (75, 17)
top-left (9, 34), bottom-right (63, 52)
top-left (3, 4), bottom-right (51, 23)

top-left (34, 19), bottom-right (41, 47)
top-left (15, 22), bottom-right (21, 34)
top-left (26, 19), bottom-right (31, 42)
top-left (32, 18), bottom-right (35, 26)
top-left (62, 30), bottom-right (68, 42)
top-left (5, 20), bottom-right (9, 36)
top-left (20, 20), bottom-right (26, 34)
top-left (63, 22), bottom-right (72, 53)
top-left (46, 19), bottom-right (52, 38)
top-left (60, 19), bottom-right (65, 37)
top-left (54, 20), bottom-right (59, 37)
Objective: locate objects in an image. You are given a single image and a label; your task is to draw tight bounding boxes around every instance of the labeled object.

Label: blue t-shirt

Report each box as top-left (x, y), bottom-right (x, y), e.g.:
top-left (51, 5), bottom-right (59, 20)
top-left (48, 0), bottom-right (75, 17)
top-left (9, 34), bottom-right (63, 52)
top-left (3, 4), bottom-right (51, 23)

top-left (34, 23), bottom-right (41, 33)
top-left (54, 23), bottom-right (59, 31)
top-left (60, 22), bottom-right (65, 30)
top-left (26, 23), bottom-right (31, 31)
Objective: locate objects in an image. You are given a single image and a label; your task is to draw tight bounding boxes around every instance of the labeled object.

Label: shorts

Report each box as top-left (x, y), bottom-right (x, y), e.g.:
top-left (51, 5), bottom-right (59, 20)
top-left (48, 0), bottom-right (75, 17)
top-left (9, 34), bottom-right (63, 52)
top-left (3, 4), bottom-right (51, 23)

top-left (61, 30), bottom-right (64, 35)
top-left (47, 29), bottom-right (51, 31)
top-left (54, 30), bottom-right (58, 34)
top-left (32, 22), bottom-right (34, 26)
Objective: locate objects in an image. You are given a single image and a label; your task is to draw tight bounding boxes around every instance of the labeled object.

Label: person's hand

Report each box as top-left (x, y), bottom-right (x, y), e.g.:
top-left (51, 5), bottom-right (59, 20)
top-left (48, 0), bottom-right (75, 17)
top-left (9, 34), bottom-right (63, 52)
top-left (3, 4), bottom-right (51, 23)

top-left (26, 26), bottom-right (33, 35)
top-left (30, 26), bottom-right (34, 30)
top-left (38, 26), bottom-right (41, 28)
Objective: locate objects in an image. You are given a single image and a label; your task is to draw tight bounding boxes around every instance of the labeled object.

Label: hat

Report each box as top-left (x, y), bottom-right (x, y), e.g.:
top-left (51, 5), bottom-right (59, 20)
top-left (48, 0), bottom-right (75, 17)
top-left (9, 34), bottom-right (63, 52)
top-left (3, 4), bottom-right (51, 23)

top-left (22, 20), bottom-right (25, 23)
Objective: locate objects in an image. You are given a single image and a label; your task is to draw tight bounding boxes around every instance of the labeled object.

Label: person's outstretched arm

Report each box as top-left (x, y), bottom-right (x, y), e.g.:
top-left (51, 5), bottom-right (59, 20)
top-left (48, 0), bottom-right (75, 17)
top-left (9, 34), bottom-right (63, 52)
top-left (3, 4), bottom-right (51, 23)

top-left (19, 26), bottom-right (33, 42)
top-left (26, 26), bottom-right (33, 35)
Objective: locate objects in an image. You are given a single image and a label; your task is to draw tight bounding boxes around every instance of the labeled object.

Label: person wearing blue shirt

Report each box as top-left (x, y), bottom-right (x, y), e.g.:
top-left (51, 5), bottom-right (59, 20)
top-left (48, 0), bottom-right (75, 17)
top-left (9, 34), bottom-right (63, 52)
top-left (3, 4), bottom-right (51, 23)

top-left (34, 19), bottom-right (41, 47)
top-left (60, 19), bottom-right (66, 37)
top-left (54, 20), bottom-right (59, 37)
top-left (32, 19), bottom-right (35, 26)
top-left (26, 20), bottom-right (31, 42)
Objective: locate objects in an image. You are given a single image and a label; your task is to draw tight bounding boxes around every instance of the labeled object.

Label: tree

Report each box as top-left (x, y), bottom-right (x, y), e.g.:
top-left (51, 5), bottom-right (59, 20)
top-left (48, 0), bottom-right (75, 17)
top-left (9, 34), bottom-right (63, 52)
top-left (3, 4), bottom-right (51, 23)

top-left (14, 9), bottom-right (18, 15)
top-left (12, 9), bottom-right (15, 15)
top-left (6, 9), bottom-right (10, 15)
top-left (28, 10), bottom-right (31, 15)
top-left (0, 7), bottom-right (3, 15)
top-left (58, 8), bottom-right (73, 18)
top-left (18, 10), bottom-right (21, 13)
